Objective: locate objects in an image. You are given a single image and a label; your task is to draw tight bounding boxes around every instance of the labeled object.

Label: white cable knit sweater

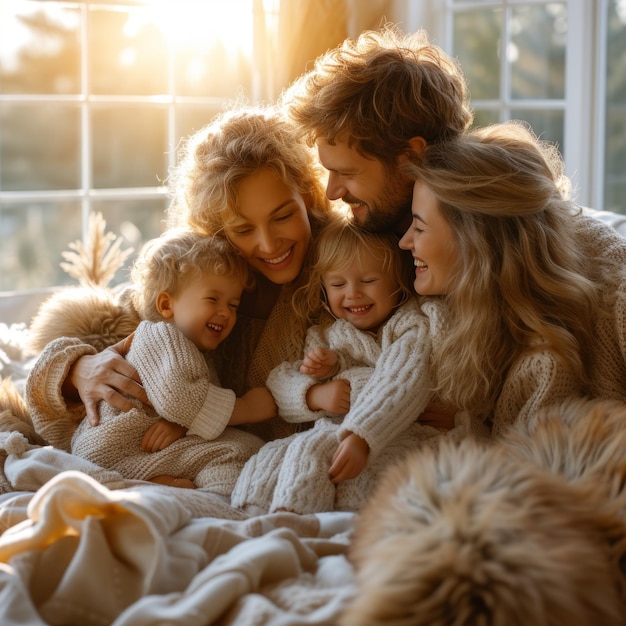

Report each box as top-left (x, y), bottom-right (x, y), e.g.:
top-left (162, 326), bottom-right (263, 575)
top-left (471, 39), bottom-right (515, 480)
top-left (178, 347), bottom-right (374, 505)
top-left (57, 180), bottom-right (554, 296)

top-left (28, 321), bottom-right (263, 495)
top-left (231, 300), bottom-right (460, 514)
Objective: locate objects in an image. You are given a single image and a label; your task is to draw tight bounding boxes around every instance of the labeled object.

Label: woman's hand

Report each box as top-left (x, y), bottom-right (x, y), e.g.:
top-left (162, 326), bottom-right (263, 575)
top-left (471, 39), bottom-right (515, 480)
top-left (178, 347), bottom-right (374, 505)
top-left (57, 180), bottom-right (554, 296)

top-left (64, 333), bottom-right (147, 427)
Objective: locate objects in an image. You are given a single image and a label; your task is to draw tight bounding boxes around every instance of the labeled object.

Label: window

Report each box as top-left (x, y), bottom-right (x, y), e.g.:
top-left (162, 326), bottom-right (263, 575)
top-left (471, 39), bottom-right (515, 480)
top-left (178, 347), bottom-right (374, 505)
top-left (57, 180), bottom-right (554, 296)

top-left (408, 0), bottom-right (626, 215)
top-left (0, 0), bottom-right (255, 291)
top-left (2, 0), bottom-right (624, 292)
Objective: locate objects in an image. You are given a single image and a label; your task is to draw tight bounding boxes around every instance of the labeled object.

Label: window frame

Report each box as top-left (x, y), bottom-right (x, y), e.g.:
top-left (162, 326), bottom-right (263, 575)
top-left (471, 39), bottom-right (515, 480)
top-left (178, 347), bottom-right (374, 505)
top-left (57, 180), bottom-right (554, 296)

top-left (405, 0), bottom-right (607, 211)
top-left (0, 0), bottom-right (259, 291)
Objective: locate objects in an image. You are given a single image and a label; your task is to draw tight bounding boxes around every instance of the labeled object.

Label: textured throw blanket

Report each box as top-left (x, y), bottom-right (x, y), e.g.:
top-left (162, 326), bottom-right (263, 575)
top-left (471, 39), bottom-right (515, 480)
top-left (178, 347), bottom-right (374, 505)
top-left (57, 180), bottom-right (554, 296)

top-left (0, 469), bottom-right (355, 625)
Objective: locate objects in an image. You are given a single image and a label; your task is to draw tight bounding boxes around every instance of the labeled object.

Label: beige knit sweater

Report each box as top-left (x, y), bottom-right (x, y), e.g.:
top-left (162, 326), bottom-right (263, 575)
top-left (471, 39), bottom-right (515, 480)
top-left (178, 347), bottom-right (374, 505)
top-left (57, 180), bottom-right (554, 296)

top-left (27, 321), bottom-right (263, 495)
top-left (491, 213), bottom-right (626, 436)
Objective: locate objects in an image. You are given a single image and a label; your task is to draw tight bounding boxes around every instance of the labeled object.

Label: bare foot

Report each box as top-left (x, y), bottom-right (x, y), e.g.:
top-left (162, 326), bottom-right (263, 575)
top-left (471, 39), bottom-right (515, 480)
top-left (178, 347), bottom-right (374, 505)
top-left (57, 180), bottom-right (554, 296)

top-left (149, 475), bottom-right (197, 489)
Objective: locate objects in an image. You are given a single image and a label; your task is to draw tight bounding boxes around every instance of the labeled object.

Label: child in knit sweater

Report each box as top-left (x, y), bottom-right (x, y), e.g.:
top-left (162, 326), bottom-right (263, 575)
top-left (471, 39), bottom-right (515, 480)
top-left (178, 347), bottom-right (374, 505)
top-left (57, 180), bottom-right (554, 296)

top-left (230, 217), bottom-right (448, 513)
top-left (67, 230), bottom-right (276, 492)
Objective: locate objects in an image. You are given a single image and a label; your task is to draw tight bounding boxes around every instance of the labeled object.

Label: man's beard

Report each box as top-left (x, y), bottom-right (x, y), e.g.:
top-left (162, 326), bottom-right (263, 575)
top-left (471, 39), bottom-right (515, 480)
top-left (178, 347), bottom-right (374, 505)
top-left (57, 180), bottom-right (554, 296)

top-left (354, 174), bottom-right (413, 234)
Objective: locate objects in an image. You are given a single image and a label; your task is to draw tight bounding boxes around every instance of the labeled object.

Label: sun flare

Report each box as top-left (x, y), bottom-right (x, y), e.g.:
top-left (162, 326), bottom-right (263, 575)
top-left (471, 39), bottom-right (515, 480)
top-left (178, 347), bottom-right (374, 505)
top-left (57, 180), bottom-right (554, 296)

top-left (133, 0), bottom-right (253, 56)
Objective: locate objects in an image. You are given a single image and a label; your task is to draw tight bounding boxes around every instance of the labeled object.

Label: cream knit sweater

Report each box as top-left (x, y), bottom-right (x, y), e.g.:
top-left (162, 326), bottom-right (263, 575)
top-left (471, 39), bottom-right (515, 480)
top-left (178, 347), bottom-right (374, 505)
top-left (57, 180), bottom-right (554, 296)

top-left (231, 300), bottom-right (456, 514)
top-left (491, 213), bottom-right (626, 436)
top-left (27, 321), bottom-right (263, 495)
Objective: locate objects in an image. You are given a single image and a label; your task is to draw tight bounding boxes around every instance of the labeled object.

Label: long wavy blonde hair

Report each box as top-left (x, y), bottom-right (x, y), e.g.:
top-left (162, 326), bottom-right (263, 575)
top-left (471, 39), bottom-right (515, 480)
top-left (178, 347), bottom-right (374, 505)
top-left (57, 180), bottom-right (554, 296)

top-left (408, 122), bottom-right (599, 418)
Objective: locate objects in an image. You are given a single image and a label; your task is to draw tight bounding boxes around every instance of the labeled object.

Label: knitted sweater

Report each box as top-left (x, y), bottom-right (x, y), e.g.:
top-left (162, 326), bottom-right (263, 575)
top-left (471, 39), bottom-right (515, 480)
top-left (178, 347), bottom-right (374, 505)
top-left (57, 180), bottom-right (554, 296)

top-left (27, 321), bottom-right (263, 494)
top-left (266, 299), bottom-right (440, 457)
top-left (231, 300), bottom-right (448, 514)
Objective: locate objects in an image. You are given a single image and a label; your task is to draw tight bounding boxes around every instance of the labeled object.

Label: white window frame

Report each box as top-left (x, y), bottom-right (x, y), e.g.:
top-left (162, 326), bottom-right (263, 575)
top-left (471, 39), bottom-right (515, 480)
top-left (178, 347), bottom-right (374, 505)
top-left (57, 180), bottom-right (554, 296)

top-left (401, 0), bottom-right (608, 211)
top-left (0, 0), bottom-right (260, 292)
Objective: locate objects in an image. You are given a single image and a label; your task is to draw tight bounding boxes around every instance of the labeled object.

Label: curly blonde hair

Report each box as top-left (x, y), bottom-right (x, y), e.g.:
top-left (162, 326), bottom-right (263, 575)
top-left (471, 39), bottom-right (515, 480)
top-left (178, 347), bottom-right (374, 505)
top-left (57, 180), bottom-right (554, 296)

top-left (131, 230), bottom-right (250, 322)
top-left (293, 214), bottom-right (413, 326)
top-left (282, 25), bottom-right (473, 161)
top-left (167, 105), bottom-right (333, 238)
top-left (407, 122), bottom-right (599, 418)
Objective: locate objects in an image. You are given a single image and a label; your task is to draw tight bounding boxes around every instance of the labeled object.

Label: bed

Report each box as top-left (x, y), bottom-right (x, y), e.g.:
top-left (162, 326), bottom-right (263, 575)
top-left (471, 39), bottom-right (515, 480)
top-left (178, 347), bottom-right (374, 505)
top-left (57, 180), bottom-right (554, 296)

top-left (0, 207), bottom-right (625, 625)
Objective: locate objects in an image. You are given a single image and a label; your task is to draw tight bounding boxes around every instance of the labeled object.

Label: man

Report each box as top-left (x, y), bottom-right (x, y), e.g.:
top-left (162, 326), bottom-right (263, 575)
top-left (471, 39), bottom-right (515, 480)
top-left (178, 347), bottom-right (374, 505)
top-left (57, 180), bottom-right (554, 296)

top-left (281, 25), bottom-right (473, 233)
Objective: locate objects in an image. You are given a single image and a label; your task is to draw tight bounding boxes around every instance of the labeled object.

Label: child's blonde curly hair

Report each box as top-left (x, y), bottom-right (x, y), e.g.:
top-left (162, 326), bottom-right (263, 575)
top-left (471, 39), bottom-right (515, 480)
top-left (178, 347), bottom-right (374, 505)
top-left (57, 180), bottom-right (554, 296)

top-left (131, 230), bottom-right (251, 322)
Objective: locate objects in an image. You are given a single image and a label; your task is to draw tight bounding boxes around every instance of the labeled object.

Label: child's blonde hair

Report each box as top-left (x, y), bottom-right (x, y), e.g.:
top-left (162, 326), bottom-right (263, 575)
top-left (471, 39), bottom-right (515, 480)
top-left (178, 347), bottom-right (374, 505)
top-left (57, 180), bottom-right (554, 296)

top-left (293, 215), bottom-right (412, 326)
top-left (131, 230), bottom-right (250, 322)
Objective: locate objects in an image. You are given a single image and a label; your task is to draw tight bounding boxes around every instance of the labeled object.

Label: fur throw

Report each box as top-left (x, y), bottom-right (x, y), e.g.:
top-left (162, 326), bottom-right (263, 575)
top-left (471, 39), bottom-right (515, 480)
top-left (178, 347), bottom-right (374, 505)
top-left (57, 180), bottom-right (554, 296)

top-left (342, 398), bottom-right (626, 625)
top-left (0, 377), bottom-right (44, 446)
top-left (27, 286), bottom-right (140, 355)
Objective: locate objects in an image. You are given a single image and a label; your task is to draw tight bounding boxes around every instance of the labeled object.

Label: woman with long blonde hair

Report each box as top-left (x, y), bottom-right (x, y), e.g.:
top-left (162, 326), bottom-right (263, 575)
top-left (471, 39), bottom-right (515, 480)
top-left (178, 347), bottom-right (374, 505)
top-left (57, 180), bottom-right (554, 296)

top-left (399, 121), bottom-right (626, 433)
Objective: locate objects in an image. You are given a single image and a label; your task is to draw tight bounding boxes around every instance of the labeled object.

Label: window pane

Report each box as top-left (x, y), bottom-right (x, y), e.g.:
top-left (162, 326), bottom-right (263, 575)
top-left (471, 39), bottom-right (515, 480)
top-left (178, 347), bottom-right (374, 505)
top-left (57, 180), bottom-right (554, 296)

top-left (1, 102), bottom-right (80, 190)
top-left (92, 199), bottom-right (168, 286)
top-left (172, 1), bottom-right (253, 97)
top-left (453, 9), bottom-right (502, 100)
top-left (510, 4), bottom-right (566, 100)
top-left (0, 201), bottom-right (82, 290)
top-left (0, 0), bottom-right (81, 95)
top-left (175, 47), bottom-right (253, 99)
top-left (88, 7), bottom-right (168, 96)
top-left (604, 0), bottom-right (626, 214)
top-left (91, 106), bottom-right (168, 188)
top-left (509, 108), bottom-right (564, 153)
top-left (175, 106), bottom-right (224, 150)
top-left (471, 109), bottom-right (501, 128)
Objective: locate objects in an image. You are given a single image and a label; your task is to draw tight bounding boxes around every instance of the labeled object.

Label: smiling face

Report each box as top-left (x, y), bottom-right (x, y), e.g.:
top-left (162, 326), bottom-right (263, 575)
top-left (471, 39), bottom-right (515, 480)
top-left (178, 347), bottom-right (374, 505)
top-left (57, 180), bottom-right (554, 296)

top-left (224, 168), bottom-right (313, 284)
top-left (316, 138), bottom-right (413, 233)
top-left (399, 181), bottom-right (460, 296)
top-left (322, 250), bottom-right (400, 332)
top-left (159, 271), bottom-right (243, 352)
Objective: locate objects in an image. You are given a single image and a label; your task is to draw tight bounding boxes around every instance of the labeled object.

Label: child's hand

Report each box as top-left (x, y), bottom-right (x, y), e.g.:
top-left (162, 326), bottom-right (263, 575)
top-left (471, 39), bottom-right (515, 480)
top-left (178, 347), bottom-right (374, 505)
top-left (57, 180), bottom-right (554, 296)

top-left (229, 387), bottom-right (278, 425)
top-left (141, 418), bottom-right (187, 452)
top-left (305, 379), bottom-right (351, 414)
top-left (299, 347), bottom-right (339, 379)
top-left (328, 432), bottom-right (369, 484)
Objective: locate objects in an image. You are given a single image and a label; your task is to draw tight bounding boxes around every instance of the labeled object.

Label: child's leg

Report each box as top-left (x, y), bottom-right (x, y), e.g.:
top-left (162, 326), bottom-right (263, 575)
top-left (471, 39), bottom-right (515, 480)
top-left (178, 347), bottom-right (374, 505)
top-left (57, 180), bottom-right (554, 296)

top-left (229, 433), bottom-right (296, 512)
top-left (270, 421), bottom-right (337, 514)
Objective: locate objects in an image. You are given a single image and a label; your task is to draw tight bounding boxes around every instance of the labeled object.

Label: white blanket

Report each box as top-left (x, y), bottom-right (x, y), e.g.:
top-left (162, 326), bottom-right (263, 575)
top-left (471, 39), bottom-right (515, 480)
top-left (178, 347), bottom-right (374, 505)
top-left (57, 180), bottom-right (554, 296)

top-left (0, 470), bottom-right (355, 625)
